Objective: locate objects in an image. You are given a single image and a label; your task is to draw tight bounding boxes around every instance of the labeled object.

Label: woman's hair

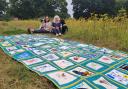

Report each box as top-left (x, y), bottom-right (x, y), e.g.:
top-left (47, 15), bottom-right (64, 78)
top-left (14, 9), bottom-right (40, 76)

top-left (44, 16), bottom-right (50, 23)
top-left (53, 15), bottom-right (60, 23)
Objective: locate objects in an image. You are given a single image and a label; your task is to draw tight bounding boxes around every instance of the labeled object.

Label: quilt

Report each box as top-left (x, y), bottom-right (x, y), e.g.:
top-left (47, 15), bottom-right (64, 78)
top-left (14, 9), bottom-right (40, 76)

top-left (0, 34), bottom-right (128, 89)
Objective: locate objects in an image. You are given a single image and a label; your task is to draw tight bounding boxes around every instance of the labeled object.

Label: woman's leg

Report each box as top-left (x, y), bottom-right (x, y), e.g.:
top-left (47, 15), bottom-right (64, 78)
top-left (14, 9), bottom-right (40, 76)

top-left (57, 29), bottom-right (61, 35)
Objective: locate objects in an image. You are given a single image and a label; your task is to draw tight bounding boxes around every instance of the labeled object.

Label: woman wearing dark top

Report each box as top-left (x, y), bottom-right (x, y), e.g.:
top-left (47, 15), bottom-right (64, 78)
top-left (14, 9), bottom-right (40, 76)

top-left (52, 15), bottom-right (62, 36)
top-left (60, 19), bottom-right (68, 34)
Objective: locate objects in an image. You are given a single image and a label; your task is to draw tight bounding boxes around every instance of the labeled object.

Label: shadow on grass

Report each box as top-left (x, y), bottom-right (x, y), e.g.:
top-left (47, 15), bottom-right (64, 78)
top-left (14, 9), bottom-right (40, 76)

top-left (2, 28), bottom-right (27, 35)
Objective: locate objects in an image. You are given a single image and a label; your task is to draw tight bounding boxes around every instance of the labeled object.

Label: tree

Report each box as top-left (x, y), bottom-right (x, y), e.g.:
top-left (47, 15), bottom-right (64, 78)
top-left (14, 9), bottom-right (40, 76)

top-left (0, 0), bottom-right (8, 17)
top-left (72, 0), bottom-right (116, 19)
top-left (9, 0), bottom-right (69, 19)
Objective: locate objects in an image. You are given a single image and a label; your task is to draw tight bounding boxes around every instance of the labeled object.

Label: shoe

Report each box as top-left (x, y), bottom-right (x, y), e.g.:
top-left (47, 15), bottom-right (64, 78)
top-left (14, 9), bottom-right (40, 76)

top-left (27, 28), bottom-right (31, 34)
top-left (59, 33), bottom-right (61, 36)
top-left (56, 34), bottom-right (59, 36)
top-left (27, 28), bottom-right (33, 34)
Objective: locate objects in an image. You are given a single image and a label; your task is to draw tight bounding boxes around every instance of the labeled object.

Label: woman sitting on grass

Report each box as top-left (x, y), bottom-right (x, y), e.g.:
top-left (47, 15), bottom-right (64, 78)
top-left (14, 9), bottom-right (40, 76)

top-left (28, 16), bottom-right (52, 34)
top-left (52, 15), bottom-right (62, 36)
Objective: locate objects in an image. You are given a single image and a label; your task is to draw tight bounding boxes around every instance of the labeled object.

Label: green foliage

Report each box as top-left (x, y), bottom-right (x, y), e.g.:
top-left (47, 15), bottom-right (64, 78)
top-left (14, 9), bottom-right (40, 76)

top-left (0, 0), bottom-right (8, 18)
top-left (9, 0), bottom-right (69, 19)
top-left (72, 0), bottom-right (128, 19)
top-left (72, 0), bottom-right (117, 19)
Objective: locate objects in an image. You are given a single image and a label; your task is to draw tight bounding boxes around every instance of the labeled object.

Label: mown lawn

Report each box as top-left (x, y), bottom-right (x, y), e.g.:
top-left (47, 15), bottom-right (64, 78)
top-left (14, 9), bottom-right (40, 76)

top-left (0, 18), bottom-right (128, 89)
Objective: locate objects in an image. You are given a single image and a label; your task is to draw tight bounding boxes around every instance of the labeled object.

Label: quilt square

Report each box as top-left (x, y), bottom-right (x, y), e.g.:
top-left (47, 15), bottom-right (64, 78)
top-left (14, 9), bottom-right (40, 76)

top-left (40, 45), bottom-right (51, 49)
top-left (99, 48), bottom-right (113, 54)
top-left (32, 64), bottom-right (57, 73)
top-left (43, 54), bottom-right (59, 61)
top-left (49, 48), bottom-right (60, 53)
top-left (83, 53), bottom-right (100, 59)
top-left (53, 60), bottom-right (74, 69)
top-left (14, 51), bottom-right (34, 59)
top-left (119, 64), bottom-right (128, 71)
top-left (32, 50), bottom-right (46, 55)
top-left (70, 82), bottom-right (93, 89)
top-left (76, 44), bottom-right (88, 47)
top-left (106, 70), bottom-right (128, 86)
top-left (93, 77), bottom-right (118, 89)
top-left (69, 56), bottom-right (87, 63)
top-left (22, 58), bottom-right (43, 65)
top-left (59, 46), bottom-right (69, 50)
top-left (68, 67), bottom-right (93, 77)
top-left (86, 62), bottom-right (103, 70)
top-left (108, 55), bottom-right (123, 60)
top-left (6, 46), bottom-right (17, 51)
top-left (98, 56), bottom-right (115, 64)
top-left (33, 42), bottom-right (45, 46)
top-left (9, 49), bottom-right (25, 55)
top-left (59, 51), bottom-right (73, 57)
top-left (47, 71), bottom-right (77, 85)
top-left (1, 41), bottom-right (12, 47)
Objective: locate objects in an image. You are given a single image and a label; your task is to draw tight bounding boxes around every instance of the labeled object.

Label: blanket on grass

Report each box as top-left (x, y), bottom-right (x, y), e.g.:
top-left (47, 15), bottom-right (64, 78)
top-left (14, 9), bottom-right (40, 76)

top-left (0, 34), bottom-right (128, 89)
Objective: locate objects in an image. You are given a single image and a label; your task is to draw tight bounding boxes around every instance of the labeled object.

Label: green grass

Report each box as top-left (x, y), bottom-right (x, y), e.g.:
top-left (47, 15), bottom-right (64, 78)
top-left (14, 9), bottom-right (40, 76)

top-left (0, 18), bottom-right (128, 89)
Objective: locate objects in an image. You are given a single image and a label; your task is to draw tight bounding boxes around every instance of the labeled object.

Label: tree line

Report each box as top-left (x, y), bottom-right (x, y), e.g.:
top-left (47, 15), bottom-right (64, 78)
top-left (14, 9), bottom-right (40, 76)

top-left (0, 0), bottom-right (128, 20)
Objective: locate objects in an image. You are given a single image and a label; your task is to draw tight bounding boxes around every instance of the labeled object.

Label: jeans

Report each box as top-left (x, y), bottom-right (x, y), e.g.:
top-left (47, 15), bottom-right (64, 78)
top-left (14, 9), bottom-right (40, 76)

top-left (52, 29), bottom-right (61, 34)
top-left (33, 29), bottom-right (49, 33)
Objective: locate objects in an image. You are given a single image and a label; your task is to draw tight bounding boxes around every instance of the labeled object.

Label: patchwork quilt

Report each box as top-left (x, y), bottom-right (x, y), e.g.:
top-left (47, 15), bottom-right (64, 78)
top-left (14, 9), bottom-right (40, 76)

top-left (0, 34), bottom-right (128, 89)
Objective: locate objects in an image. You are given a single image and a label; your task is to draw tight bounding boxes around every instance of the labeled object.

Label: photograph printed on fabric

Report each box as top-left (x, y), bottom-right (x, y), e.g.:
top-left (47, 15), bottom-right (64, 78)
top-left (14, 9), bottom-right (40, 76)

top-left (32, 50), bottom-right (46, 55)
top-left (59, 51), bottom-right (73, 57)
top-left (70, 82), bottom-right (93, 89)
top-left (68, 67), bottom-right (93, 77)
top-left (119, 64), bottom-right (128, 71)
top-left (43, 54), bottom-right (59, 61)
top-left (98, 56), bottom-right (115, 64)
top-left (1, 41), bottom-right (12, 47)
top-left (6, 46), bottom-right (17, 51)
top-left (106, 70), bottom-right (128, 86)
top-left (32, 64), bottom-right (57, 73)
top-left (47, 71), bottom-right (77, 85)
top-left (93, 77), bottom-right (118, 89)
top-left (9, 49), bottom-right (25, 55)
top-left (69, 56), bottom-right (87, 63)
top-left (86, 62), bottom-right (103, 70)
top-left (22, 58), bottom-right (43, 65)
top-left (53, 59), bottom-right (74, 69)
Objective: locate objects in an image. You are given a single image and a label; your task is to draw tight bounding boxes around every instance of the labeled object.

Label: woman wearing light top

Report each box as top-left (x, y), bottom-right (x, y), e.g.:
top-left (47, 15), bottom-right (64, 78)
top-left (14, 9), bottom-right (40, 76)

top-left (28, 16), bottom-right (52, 34)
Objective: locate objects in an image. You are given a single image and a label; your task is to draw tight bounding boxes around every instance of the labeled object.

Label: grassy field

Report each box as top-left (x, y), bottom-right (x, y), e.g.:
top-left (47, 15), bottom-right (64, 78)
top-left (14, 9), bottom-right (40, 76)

top-left (0, 18), bottom-right (128, 89)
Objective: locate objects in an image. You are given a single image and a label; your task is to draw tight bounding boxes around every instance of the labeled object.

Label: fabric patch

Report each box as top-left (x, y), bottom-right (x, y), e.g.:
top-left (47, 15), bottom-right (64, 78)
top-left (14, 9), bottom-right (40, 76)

top-left (47, 71), bottom-right (77, 85)
top-left (98, 56), bottom-right (115, 64)
top-left (14, 51), bottom-right (33, 59)
top-left (59, 46), bottom-right (69, 50)
top-left (119, 64), bottom-right (128, 71)
top-left (9, 49), bottom-right (25, 55)
top-left (69, 56), bottom-right (87, 63)
top-left (32, 50), bottom-right (46, 55)
top-left (6, 46), bottom-right (17, 51)
top-left (68, 67), bottom-right (93, 77)
top-left (106, 70), bottom-right (128, 85)
top-left (43, 54), bottom-right (59, 61)
top-left (22, 58), bottom-right (43, 65)
top-left (53, 60), bottom-right (74, 69)
top-left (60, 51), bottom-right (73, 57)
top-left (93, 77), bottom-right (118, 89)
top-left (86, 62), bottom-right (103, 70)
top-left (32, 64), bottom-right (57, 73)
top-left (71, 82), bottom-right (92, 89)
top-left (1, 41), bottom-right (12, 47)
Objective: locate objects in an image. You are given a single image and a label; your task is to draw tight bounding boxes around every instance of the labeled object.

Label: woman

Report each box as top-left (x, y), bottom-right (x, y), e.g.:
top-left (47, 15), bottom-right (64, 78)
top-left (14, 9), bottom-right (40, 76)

top-left (60, 19), bottom-right (68, 34)
top-left (52, 15), bottom-right (62, 36)
top-left (28, 16), bottom-right (52, 34)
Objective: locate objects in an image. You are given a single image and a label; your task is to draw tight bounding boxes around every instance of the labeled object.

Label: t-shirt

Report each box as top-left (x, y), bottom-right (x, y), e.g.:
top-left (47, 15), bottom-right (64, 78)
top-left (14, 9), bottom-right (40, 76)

top-left (52, 22), bottom-right (62, 28)
top-left (40, 22), bottom-right (52, 31)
